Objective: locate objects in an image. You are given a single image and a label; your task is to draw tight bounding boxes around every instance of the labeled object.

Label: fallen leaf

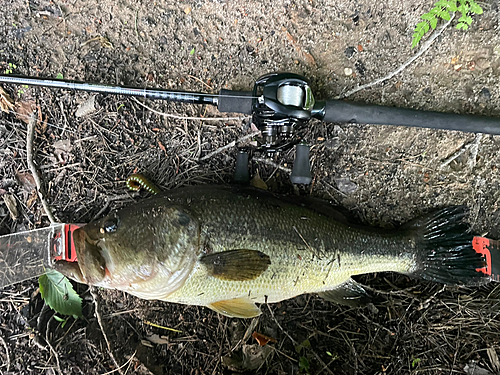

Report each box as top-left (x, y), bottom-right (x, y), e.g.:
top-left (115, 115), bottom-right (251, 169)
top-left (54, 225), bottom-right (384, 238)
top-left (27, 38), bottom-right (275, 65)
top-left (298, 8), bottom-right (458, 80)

top-left (15, 100), bottom-right (36, 124)
top-left (75, 95), bottom-right (97, 117)
top-left (15, 171), bottom-right (36, 191)
top-left (53, 139), bottom-right (73, 164)
top-left (252, 331), bottom-right (277, 346)
top-left (3, 194), bottom-right (18, 220)
top-left (250, 171), bottom-right (267, 190)
top-left (357, 44), bottom-right (363, 52)
top-left (0, 87), bottom-right (15, 113)
top-left (222, 344), bottom-right (272, 372)
top-left (145, 334), bottom-right (169, 345)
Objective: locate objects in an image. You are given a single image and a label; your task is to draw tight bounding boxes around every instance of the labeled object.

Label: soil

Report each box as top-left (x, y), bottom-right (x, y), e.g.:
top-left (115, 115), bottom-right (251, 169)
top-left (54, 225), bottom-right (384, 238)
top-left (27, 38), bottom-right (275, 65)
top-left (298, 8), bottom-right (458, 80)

top-left (1, 0), bottom-right (500, 374)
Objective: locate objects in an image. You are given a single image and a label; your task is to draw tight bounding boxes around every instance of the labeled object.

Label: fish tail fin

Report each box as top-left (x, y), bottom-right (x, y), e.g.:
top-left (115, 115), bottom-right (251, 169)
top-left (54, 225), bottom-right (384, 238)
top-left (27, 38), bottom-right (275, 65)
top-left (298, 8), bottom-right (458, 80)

top-left (407, 206), bottom-right (490, 285)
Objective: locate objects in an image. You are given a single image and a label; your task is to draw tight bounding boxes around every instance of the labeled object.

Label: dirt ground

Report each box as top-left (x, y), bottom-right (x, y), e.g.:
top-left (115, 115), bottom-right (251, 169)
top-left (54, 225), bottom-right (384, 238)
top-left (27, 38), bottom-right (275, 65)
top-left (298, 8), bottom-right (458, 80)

top-left (1, 0), bottom-right (500, 374)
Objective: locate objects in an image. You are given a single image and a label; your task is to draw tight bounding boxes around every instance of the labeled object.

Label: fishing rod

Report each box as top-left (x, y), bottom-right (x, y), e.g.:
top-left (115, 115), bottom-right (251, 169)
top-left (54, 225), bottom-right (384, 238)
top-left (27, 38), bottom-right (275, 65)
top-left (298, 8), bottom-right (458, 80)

top-left (1, 72), bottom-right (500, 183)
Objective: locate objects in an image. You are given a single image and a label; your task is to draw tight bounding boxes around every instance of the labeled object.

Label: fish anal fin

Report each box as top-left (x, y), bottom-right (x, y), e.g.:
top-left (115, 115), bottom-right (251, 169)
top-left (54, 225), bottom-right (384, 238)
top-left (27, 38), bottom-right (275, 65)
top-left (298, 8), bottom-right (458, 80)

top-left (200, 249), bottom-right (270, 281)
top-left (209, 297), bottom-right (262, 318)
top-left (318, 279), bottom-right (372, 307)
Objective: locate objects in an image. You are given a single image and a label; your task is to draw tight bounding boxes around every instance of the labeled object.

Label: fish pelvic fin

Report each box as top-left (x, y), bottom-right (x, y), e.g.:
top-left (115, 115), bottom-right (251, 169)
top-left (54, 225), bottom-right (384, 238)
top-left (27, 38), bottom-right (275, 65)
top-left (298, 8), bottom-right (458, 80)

top-left (200, 249), bottom-right (270, 281)
top-left (208, 297), bottom-right (262, 318)
top-left (407, 206), bottom-right (490, 286)
top-left (318, 278), bottom-right (373, 307)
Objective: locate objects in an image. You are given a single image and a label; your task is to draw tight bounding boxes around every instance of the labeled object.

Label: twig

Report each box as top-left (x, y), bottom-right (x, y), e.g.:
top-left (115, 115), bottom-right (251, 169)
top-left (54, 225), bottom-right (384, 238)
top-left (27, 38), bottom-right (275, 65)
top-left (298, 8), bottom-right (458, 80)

top-left (439, 133), bottom-right (482, 170)
top-left (45, 315), bottom-right (62, 375)
top-left (199, 131), bottom-right (261, 161)
top-left (337, 13), bottom-right (455, 99)
top-left (253, 157), bottom-right (292, 174)
top-left (0, 333), bottom-right (10, 372)
top-left (266, 304), bottom-right (335, 375)
top-left (132, 97), bottom-right (251, 121)
top-left (468, 133), bottom-right (483, 170)
top-left (90, 287), bottom-right (125, 375)
top-left (92, 192), bottom-right (139, 221)
top-left (100, 350), bottom-right (137, 375)
top-left (27, 112), bottom-right (58, 224)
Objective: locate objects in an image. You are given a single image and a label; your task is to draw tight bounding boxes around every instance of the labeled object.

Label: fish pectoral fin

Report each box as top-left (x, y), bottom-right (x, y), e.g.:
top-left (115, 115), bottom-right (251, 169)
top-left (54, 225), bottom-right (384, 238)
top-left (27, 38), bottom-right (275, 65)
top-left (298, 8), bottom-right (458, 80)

top-left (200, 249), bottom-right (270, 281)
top-left (318, 279), bottom-right (372, 307)
top-left (208, 297), bottom-right (262, 318)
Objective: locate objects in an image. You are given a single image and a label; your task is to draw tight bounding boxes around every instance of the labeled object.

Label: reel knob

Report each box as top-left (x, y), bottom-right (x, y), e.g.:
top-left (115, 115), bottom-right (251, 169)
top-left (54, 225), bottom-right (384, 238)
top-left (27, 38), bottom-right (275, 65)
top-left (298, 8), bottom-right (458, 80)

top-left (290, 143), bottom-right (312, 185)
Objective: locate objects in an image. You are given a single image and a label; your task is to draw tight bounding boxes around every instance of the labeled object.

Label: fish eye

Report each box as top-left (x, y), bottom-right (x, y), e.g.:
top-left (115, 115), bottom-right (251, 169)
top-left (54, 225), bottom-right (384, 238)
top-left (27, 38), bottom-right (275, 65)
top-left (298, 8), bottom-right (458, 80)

top-left (100, 216), bottom-right (119, 234)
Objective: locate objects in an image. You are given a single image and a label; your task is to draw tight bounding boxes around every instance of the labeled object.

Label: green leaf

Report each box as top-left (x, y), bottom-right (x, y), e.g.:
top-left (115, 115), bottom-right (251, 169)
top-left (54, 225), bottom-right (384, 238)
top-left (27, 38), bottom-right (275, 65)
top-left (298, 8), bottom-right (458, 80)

top-left (438, 9), bottom-right (451, 20)
top-left (421, 13), bottom-right (436, 21)
top-left (429, 16), bottom-right (438, 29)
top-left (469, 1), bottom-right (483, 14)
top-left (56, 73), bottom-right (64, 79)
top-left (464, 15), bottom-right (473, 25)
top-left (189, 47), bottom-right (195, 56)
top-left (447, 0), bottom-right (458, 11)
top-left (434, 0), bottom-right (450, 7)
top-left (456, 22), bottom-right (468, 30)
top-left (299, 356), bottom-right (310, 373)
top-left (39, 269), bottom-right (82, 318)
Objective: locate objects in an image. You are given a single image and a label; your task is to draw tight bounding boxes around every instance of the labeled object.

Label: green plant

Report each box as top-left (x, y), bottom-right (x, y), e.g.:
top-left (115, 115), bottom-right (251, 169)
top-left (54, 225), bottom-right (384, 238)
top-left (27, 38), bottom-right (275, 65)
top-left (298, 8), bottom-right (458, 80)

top-left (412, 0), bottom-right (483, 48)
top-left (17, 84), bottom-right (28, 98)
top-left (39, 269), bottom-right (82, 318)
top-left (412, 357), bottom-right (421, 368)
top-left (4, 62), bottom-right (17, 74)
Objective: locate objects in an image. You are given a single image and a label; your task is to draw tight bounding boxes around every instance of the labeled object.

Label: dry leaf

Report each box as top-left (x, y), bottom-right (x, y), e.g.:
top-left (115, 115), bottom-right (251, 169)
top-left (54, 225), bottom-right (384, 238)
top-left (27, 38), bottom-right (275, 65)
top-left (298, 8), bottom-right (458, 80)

top-left (0, 87), bottom-right (15, 113)
top-left (16, 171), bottom-right (36, 191)
top-left (26, 191), bottom-right (38, 209)
top-left (53, 139), bottom-right (73, 163)
top-left (252, 331), bottom-right (277, 347)
top-left (75, 95), bottom-right (97, 117)
top-left (3, 194), bottom-right (18, 220)
top-left (145, 334), bottom-right (169, 345)
top-left (250, 171), bottom-right (268, 190)
top-left (15, 100), bottom-right (36, 124)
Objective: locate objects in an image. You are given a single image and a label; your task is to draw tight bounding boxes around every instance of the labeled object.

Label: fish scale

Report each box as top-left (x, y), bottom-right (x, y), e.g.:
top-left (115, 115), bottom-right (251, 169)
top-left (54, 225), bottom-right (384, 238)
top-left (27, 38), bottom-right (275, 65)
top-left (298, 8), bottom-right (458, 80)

top-left (162, 187), bottom-right (414, 306)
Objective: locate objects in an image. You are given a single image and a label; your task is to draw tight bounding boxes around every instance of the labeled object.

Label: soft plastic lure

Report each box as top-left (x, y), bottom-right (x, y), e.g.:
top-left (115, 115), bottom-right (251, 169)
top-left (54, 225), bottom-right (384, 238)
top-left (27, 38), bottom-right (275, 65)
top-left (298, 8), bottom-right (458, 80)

top-left (126, 173), bottom-right (161, 195)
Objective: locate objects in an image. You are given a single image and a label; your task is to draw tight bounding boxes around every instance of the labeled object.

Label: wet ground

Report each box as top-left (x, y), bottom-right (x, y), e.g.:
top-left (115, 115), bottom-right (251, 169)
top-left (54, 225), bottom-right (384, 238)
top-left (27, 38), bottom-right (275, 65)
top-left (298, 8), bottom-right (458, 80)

top-left (1, 0), bottom-right (500, 374)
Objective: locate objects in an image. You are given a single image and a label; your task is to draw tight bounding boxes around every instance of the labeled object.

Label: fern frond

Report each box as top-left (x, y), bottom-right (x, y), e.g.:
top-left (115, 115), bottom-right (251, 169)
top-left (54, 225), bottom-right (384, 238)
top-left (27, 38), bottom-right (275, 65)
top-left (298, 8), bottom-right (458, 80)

top-left (411, 0), bottom-right (484, 49)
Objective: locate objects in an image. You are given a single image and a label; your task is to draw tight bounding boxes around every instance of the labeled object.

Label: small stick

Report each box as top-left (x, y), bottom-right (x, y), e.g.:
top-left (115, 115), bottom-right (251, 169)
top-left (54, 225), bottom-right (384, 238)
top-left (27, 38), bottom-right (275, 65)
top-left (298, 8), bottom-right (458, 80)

top-left (45, 315), bottom-right (62, 375)
top-left (0, 333), bottom-right (10, 372)
top-left (133, 97), bottom-right (251, 122)
top-left (90, 287), bottom-right (125, 375)
top-left (439, 133), bottom-right (482, 170)
top-left (468, 133), bottom-right (483, 170)
top-left (199, 131), bottom-right (261, 161)
top-left (337, 14), bottom-right (455, 99)
top-left (253, 157), bottom-right (292, 174)
top-left (27, 112), bottom-right (58, 224)
top-left (100, 350), bottom-right (137, 375)
top-left (266, 304), bottom-right (334, 375)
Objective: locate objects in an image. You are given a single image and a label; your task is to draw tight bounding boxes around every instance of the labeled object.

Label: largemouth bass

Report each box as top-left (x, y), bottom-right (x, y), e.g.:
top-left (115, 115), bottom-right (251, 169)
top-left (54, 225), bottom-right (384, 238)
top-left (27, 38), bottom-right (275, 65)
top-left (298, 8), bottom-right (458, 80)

top-left (56, 185), bottom-right (489, 318)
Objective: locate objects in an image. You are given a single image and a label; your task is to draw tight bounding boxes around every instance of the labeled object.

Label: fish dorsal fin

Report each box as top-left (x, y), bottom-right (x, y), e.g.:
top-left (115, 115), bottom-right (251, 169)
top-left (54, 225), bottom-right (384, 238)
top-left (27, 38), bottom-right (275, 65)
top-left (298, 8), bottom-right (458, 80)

top-left (200, 249), bottom-right (270, 281)
top-left (318, 278), bottom-right (372, 307)
top-left (209, 297), bottom-right (262, 318)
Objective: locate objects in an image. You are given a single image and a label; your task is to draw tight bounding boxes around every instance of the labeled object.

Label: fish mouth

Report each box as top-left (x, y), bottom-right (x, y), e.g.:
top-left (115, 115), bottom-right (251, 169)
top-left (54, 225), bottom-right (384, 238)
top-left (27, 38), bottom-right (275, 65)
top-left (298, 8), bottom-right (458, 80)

top-left (73, 226), bottom-right (107, 285)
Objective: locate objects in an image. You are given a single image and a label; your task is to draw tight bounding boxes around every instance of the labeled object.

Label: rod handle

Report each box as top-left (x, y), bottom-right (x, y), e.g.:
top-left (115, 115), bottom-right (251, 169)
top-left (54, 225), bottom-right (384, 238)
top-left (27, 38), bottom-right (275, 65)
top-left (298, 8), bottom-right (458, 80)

top-left (322, 100), bottom-right (500, 135)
